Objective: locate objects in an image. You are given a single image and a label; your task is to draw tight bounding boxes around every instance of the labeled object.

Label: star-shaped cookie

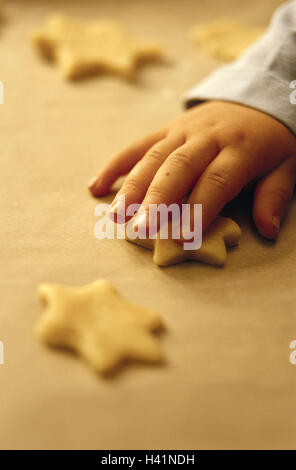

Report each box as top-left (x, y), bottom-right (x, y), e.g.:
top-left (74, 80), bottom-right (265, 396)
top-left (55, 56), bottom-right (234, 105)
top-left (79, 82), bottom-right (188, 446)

top-left (126, 216), bottom-right (241, 266)
top-left (37, 280), bottom-right (164, 374)
top-left (32, 15), bottom-right (164, 79)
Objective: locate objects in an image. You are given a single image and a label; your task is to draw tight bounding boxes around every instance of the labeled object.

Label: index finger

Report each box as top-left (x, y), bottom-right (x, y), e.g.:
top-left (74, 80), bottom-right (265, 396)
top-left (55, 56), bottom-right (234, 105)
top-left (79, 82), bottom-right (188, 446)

top-left (88, 130), bottom-right (166, 197)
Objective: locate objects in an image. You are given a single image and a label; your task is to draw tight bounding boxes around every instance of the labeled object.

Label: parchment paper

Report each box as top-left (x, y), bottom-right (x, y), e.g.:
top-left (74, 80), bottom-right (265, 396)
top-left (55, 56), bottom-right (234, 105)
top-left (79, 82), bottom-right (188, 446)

top-left (0, 0), bottom-right (295, 450)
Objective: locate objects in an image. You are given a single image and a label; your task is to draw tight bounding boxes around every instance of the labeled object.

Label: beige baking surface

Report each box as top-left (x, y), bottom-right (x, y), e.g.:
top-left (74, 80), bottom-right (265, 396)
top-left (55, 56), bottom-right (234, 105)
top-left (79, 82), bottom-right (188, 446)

top-left (1, 0), bottom-right (295, 450)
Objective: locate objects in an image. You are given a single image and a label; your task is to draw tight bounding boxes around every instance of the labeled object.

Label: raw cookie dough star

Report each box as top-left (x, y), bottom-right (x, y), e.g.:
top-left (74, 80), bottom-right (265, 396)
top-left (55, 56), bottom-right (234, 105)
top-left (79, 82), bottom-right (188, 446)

top-left (126, 217), bottom-right (241, 266)
top-left (32, 14), bottom-right (164, 79)
top-left (190, 18), bottom-right (264, 61)
top-left (36, 279), bottom-right (164, 374)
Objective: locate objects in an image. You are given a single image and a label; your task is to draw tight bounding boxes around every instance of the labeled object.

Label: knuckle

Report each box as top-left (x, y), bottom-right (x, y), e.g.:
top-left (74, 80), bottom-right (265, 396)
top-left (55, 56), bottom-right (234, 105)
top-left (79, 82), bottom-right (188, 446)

top-left (123, 177), bottom-right (142, 194)
top-left (146, 184), bottom-right (166, 201)
top-left (205, 171), bottom-right (228, 188)
top-left (202, 119), bottom-right (217, 128)
top-left (231, 128), bottom-right (247, 144)
top-left (217, 125), bottom-right (247, 146)
top-left (145, 148), bottom-right (165, 164)
top-left (168, 152), bottom-right (194, 172)
top-left (204, 170), bottom-right (235, 198)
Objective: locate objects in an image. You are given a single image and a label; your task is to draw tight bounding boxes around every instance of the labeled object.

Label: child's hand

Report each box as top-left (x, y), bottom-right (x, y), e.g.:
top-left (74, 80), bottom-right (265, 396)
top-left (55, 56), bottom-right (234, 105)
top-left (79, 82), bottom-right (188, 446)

top-left (89, 101), bottom-right (296, 239)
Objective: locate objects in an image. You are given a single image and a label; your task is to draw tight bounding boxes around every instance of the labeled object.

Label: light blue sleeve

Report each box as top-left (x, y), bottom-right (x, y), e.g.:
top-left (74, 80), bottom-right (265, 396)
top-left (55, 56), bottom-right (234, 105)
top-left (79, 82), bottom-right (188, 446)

top-left (184, 1), bottom-right (296, 136)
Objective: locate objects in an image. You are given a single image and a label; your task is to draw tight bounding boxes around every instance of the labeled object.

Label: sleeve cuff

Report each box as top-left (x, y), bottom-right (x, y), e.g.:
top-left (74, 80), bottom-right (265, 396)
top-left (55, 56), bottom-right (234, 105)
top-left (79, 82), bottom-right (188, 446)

top-left (184, 64), bottom-right (296, 137)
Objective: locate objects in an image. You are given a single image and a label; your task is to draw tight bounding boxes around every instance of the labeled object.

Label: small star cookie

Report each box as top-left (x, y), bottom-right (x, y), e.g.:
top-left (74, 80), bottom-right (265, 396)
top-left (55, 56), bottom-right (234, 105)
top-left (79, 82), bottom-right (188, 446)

top-left (37, 280), bottom-right (164, 374)
top-left (126, 216), bottom-right (241, 266)
top-left (32, 14), bottom-right (164, 79)
top-left (190, 18), bottom-right (264, 61)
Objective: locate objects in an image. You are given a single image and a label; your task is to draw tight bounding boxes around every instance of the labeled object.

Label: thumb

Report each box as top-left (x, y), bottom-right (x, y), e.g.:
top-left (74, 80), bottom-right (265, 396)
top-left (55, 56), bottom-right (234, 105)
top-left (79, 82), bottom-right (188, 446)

top-left (253, 156), bottom-right (296, 240)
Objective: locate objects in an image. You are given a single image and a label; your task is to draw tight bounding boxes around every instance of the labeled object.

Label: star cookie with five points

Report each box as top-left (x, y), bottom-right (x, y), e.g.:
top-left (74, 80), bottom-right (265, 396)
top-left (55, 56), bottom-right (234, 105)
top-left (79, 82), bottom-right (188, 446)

top-left (126, 216), bottom-right (241, 266)
top-left (37, 279), bottom-right (164, 374)
top-left (32, 15), bottom-right (164, 80)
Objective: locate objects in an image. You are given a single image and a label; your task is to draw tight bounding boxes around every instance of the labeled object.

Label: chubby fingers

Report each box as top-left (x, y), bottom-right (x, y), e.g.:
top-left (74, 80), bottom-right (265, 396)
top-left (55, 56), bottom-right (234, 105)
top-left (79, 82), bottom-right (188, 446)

top-left (132, 134), bottom-right (220, 231)
top-left (253, 155), bottom-right (296, 239)
top-left (88, 130), bottom-right (165, 197)
top-left (110, 133), bottom-right (185, 218)
top-left (181, 146), bottom-right (252, 238)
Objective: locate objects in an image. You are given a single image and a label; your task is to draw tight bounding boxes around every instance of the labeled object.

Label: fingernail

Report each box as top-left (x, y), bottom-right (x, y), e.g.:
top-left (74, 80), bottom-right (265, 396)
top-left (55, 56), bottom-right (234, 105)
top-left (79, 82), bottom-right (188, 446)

top-left (272, 215), bottom-right (280, 235)
top-left (133, 211), bottom-right (147, 236)
top-left (88, 176), bottom-right (100, 189)
top-left (109, 196), bottom-right (125, 217)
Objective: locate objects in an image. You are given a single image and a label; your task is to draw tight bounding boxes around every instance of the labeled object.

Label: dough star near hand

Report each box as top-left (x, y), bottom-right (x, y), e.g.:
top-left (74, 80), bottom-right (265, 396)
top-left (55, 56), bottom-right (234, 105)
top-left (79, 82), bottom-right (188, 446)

top-left (31, 14), bottom-right (164, 80)
top-left (190, 18), bottom-right (264, 61)
top-left (126, 217), bottom-right (241, 267)
top-left (36, 280), bottom-right (164, 374)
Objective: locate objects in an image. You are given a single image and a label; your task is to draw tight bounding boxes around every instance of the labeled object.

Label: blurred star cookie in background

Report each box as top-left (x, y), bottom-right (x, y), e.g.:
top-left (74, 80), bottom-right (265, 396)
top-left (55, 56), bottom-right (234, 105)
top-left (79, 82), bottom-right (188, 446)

top-left (32, 14), bottom-right (164, 80)
top-left (190, 18), bottom-right (264, 61)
